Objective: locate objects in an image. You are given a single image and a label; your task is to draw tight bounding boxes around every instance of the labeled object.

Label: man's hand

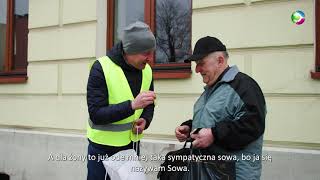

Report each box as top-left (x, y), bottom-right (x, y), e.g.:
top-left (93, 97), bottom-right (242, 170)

top-left (132, 118), bottom-right (146, 134)
top-left (191, 128), bottom-right (214, 148)
top-left (131, 91), bottom-right (156, 110)
top-left (175, 125), bottom-right (191, 142)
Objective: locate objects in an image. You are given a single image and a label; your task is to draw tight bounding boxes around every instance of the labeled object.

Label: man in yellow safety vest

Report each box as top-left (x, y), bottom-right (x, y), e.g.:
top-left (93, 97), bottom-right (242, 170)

top-left (86, 21), bottom-right (156, 180)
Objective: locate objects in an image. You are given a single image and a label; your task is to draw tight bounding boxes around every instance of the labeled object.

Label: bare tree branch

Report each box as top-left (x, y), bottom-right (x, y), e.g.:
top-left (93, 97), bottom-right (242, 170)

top-left (155, 0), bottom-right (191, 63)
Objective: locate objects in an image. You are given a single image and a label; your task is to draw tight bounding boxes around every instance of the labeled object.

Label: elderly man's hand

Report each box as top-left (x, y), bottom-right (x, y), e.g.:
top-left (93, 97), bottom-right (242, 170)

top-left (190, 128), bottom-right (214, 148)
top-left (175, 125), bottom-right (190, 142)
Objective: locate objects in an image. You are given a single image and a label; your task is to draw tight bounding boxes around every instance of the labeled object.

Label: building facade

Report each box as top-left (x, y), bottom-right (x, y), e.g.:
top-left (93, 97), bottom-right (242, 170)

top-left (0, 0), bottom-right (319, 179)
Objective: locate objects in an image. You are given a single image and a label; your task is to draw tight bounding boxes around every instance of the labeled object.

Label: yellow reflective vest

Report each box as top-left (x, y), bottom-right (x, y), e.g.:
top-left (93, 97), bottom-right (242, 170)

top-left (87, 56), bottom-right (152, 146)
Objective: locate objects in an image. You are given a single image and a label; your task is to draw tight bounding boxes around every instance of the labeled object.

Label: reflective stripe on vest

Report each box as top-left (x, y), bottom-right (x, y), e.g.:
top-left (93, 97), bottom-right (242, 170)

top-left (88, 118), bottom-right (133, 131)
top-left (87, 56), bottom-right (152, 146)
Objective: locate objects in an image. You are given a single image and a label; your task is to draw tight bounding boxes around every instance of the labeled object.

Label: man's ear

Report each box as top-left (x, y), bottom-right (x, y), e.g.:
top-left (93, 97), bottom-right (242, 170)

top-left (217, 55), bottom-right (224, 65)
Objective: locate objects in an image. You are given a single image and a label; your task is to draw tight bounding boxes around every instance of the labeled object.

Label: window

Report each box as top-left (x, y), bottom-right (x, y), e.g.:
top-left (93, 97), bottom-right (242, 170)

top-left (0, 0), bottom-right (28, 83)
top-left (311, 0), bottom-right (320, 79)
top-left (107, 0), bottom-right (192, 79)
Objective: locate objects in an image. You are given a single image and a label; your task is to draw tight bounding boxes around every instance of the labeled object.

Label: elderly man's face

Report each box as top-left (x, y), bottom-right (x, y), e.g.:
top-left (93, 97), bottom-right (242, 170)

top-left (195, 53), bottom-right (222, 86)
top-left (126, 51), bottom-right (153, 70)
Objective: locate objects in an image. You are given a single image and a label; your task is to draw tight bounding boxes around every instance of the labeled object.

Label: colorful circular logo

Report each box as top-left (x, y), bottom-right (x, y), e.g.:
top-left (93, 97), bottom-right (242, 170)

top-left (291, 10), bottom-right (305, 25)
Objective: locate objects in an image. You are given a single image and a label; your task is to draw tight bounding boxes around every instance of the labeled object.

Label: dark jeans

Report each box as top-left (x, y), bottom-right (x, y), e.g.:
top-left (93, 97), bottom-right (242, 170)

top-left (87, 140), bottom-right (139, 180)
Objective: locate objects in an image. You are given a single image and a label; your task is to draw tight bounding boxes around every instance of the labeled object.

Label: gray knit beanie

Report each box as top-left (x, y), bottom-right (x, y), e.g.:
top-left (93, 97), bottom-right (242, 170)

top-left (121, 21), bottom-right (156, 54)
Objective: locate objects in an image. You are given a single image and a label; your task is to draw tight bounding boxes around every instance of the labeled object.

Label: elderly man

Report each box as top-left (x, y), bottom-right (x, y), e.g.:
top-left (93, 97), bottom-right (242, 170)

top-left (175, 36), bottom-right (266, 180)
top-left (86, 21), bottom-right (156, 180)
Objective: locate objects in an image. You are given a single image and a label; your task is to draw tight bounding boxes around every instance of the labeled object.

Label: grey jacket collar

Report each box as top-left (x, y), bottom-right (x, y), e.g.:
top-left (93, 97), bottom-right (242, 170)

top-left (204, 65), bottom-right (239, 90)
top-left (220, 65), bottom-right (239, 83)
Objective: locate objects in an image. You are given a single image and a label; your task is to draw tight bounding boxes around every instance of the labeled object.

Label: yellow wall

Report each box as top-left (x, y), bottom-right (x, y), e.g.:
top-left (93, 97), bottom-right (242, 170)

top-left (0, 0), bottom-right (319, 146)
top-left (0, 0), bottom-right (96, 131)
top-left (150, 0), bottom-right (320, 144)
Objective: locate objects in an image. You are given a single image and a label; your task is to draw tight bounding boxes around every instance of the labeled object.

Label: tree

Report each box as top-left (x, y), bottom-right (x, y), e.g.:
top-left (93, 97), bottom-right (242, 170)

top-left (156, 0), bottom-right (191, 63)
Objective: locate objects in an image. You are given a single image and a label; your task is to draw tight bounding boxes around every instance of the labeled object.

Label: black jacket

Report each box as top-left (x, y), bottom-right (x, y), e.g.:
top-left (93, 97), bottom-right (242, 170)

top-left (86, 43), bottom-right (154, 130)
top-left (181, 66), bottom-right (265, 151)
